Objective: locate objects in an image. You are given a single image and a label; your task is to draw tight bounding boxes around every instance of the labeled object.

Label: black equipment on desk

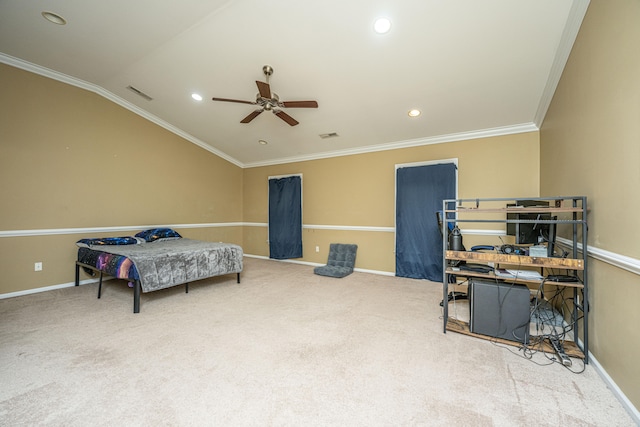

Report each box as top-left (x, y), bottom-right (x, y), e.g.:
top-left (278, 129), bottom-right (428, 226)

top-left (436, 211), bottom-right (465, 252)
top-left (546, 274), bottom-right (579, 283)
top-left (471, 245), bottom-right (495, 251)
top-left (506, 200), bottom-right (551, 245)
top-left (499, 244), bottom-right (528, 256)
top-left (469, 279), bottom-right (530, 344)
top-left (459, 263), bottom-right (494, 274)
top-left (449, 226), bottom-right (465, 251)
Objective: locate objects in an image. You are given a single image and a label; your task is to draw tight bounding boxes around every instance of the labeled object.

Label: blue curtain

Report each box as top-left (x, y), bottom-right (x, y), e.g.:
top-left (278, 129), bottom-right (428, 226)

top-left (396, 163), bottom-right (456, 281)
top-left (269, 176), bottom-right (303, 259)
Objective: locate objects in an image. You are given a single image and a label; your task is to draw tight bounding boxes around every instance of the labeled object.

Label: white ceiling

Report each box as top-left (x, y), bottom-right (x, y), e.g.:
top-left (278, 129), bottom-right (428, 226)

top-left (0, 0), bottom-right (589, 168)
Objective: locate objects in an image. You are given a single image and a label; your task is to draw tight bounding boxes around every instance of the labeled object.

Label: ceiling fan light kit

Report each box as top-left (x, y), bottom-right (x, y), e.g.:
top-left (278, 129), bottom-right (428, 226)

top-left (212, 65), bottom-right (318, 126)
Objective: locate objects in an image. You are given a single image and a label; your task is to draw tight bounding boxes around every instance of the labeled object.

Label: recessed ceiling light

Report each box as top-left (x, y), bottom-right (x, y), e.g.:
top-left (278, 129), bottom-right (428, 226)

top-left (191, 93), bottom-right (203, 101)
top-left (374, 17), bottom-right (391, 34)
top-left (258, 139), bottom-right (268, 145)
top-left (42, 11), bottom-right (66, 25)
top-left (408, 109), bottom-right (421, 117)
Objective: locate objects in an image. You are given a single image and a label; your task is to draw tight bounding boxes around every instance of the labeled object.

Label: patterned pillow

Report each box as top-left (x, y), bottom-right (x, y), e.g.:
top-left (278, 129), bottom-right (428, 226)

top-left (135, 228), bottom-right (182, 243)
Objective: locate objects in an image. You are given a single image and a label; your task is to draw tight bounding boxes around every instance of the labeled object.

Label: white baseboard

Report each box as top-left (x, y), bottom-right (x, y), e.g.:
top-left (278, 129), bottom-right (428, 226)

top-left (0, 277), bottom-right (107, 300)
top-left (242, 253), bottom-right (395, 276)
top-left (583, 344), bottom-right (640, 424)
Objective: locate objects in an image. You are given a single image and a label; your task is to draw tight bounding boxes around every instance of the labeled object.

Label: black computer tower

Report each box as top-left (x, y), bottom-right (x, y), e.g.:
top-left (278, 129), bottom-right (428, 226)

top-left (469, 279), bottom-right (530, 344)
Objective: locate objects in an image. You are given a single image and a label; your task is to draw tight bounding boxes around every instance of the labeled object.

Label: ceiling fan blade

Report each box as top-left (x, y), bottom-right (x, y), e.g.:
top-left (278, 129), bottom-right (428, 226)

top-left (241, 110), bottom-right (263, 123)
top-left (256, 81), bottom-right (271, 99)
top-left (282, 100), bottom-right (318, 108)
top-left (274, 110), bottom-right (299, 126)
top-left (212, 97), bottom-right (256, 105)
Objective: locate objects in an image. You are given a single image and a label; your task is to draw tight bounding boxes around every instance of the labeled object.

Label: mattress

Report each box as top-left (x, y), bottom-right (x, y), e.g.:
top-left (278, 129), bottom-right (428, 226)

top-left (77, 238), bottom-right (243, 293)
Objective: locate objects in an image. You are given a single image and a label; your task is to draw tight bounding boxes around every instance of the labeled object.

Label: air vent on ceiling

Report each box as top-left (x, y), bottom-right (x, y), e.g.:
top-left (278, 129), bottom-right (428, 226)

top-left (319, 132), bottom-right (339, 139)
top-left (126, 85), bottom-right (153, 101)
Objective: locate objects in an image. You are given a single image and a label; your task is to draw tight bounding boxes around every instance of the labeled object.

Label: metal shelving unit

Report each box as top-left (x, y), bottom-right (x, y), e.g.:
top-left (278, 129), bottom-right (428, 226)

top-left (441, 196), bottom-right (589, 362)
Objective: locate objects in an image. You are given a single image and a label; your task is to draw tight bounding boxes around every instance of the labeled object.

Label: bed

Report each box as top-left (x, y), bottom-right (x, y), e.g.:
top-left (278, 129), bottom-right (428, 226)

top-left (74, 228), bottom-right (243, 313)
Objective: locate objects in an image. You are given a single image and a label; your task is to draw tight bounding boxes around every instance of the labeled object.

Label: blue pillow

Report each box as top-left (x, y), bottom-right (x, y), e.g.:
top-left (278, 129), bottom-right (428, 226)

top-left (135, 228), bottom-right (182, 243)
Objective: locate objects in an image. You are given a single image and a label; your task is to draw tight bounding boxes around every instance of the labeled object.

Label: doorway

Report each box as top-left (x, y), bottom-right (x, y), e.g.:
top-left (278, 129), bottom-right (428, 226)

top-left (268, 174), bottom-right (303, 259)
top-left (395, 161), bottom-right (457, 281)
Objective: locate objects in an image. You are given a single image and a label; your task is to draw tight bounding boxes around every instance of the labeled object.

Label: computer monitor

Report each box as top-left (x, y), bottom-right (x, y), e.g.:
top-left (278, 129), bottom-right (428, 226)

top-left (506, 200), bottom-right (551, 245)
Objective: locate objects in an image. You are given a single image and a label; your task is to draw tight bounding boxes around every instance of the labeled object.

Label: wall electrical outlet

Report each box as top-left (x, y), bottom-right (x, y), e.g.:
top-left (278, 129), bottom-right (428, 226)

top-left (34, 262), bottom-right (43, 271)
top-left (315, 246), bottom-right (320, 253)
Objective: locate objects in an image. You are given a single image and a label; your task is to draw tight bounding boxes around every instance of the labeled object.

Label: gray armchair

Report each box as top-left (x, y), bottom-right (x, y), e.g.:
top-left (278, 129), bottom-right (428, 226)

top-left (313, 243), bottom-right (358, 278)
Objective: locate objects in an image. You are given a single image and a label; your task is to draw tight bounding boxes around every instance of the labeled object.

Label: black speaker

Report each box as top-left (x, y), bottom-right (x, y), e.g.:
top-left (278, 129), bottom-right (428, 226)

top-left (469, 279), bottom-right (530, 344)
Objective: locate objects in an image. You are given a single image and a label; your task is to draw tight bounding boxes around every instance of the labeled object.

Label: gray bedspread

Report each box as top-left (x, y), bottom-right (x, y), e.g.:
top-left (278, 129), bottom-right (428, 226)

top-left (97, 239), bottom-right (243, 293)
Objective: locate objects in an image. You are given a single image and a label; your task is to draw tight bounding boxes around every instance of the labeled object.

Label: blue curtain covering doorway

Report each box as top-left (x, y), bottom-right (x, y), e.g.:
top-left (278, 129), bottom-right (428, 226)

top-left (395, 162), bottom-right (457, 281)
top-left (268, 175), bottom-right (303, 259)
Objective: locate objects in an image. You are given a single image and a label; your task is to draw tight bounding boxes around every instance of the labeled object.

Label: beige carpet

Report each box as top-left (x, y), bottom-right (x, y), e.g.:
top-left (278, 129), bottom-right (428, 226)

top-left (0, 257), bottom-right (634, 426)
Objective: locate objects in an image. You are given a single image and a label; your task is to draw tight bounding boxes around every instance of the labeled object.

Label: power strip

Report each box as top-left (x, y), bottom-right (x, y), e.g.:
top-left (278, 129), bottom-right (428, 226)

top-left (550, 337), bottom-right (572, 367)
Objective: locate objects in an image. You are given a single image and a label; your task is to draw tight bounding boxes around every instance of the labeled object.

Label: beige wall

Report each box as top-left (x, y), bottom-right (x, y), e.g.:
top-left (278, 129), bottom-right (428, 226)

top-left (0, 64), bottom-right (243, 294)
top-left (242, 131), bottom-right (540, 272)
top-left (540, 0), bottom-right (640, 409)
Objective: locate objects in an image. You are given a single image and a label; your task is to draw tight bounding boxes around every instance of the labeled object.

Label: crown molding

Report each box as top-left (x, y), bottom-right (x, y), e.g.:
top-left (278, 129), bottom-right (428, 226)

top-left (243, 123), bottom-right (539, 168)
top-left (534, 0), bottom-right (590, 127)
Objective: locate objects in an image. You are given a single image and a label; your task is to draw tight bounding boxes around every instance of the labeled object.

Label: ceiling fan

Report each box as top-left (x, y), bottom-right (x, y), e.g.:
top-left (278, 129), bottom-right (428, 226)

top-left (212, 65), bottom-right (318, 126)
